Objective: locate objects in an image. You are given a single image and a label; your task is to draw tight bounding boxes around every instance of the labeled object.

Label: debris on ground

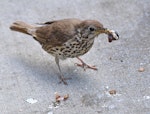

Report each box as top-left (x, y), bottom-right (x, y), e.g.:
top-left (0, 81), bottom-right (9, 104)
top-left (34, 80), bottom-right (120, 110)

top-left (55, 92), bottom-right (69, 102)
top-left (48, 92), bottom-right (69, 110)
top-left (109, 90), bottom-right (117, 95)
top-left (143, 96), bottom-right (150, 100)
top-left (138, 67), bottom-right (145, 72)
top-left (26, 98), bottom-right (38, 104)
top-left (47, 111), bottom-right (53, 114)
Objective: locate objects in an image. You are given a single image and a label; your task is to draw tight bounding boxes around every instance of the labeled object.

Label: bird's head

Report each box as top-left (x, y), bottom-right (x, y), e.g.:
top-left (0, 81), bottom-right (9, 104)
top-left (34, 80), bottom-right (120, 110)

top-left (79, 20), bottom-right (119, 42)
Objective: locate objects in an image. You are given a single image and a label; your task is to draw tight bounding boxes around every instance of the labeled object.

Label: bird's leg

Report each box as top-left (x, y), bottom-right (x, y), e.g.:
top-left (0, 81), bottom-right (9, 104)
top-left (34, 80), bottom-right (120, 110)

top-left (75, 57), bottom-right (98, 71)
top-left (55, 56), bottom-right (71, 85)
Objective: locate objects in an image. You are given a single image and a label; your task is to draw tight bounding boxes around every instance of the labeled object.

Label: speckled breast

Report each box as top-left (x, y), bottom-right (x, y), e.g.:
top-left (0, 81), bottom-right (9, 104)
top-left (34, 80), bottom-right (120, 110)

top-left (48, 38), bottom-right (95, 60)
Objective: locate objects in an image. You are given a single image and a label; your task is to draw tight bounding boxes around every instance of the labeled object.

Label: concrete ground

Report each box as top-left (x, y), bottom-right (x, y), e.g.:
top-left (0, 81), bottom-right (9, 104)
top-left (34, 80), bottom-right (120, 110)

top-left (0, 0), bottom-right (150, 114)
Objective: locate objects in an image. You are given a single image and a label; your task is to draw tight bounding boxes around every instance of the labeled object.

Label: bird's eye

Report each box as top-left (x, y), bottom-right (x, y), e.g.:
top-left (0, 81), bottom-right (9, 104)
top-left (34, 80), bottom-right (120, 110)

top-left (89, 27), bottom-right (95, 31)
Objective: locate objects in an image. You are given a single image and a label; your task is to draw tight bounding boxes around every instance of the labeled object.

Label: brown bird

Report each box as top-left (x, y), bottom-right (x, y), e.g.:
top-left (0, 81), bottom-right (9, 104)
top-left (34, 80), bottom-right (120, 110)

top-left (10, 18), bottom-right (119, 84)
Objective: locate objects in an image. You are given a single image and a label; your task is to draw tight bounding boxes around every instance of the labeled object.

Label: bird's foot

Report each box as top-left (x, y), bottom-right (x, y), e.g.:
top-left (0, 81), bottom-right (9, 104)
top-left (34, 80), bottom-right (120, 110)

top-left (75, 57), bottom-right (98, 71)
top-left (75, 62), bottom-right (97, 71)
top-left (58, 76), bottom-right (72, 85)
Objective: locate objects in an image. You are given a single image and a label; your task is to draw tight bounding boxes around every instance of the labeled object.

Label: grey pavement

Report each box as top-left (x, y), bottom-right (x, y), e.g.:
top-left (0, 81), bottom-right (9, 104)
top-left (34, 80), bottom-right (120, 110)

top-left (0, 0), bottom-right (150, 114)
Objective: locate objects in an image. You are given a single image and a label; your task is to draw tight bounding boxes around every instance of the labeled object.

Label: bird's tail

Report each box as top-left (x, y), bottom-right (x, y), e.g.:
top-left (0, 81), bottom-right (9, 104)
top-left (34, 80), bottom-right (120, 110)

top-left (10, 21), bottom-right (36, 36)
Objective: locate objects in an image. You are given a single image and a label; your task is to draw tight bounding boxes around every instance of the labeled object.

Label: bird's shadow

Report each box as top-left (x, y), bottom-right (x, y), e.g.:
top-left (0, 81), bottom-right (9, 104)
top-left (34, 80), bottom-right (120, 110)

top-left (11, 55), bottom-right (93, 87)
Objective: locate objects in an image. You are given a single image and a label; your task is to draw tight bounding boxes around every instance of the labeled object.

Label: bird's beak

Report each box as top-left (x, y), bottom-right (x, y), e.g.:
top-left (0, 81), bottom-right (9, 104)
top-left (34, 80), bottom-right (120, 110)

top-left (97, 28), bottom-right (119, 42)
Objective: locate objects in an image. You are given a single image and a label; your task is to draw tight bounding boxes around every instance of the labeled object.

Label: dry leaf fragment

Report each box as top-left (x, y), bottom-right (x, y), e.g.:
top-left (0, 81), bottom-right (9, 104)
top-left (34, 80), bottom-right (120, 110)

top-left (109, 90), bottom-right (117, 95)
top-left (64, 94), bottom-right (69, 100)
top-left (55, 92), bottom-right (61, 102)
top-left (55, 92), bottom-right (69, 102)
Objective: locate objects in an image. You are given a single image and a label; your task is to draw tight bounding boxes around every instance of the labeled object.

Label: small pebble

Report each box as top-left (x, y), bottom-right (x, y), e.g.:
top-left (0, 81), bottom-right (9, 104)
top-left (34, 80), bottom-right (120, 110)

top-left (47, 111), bottom-right (53, 114)
top-left (138, 67), bottom-right (145, 72)
top-left (26, 98), bottom-right (38, 104)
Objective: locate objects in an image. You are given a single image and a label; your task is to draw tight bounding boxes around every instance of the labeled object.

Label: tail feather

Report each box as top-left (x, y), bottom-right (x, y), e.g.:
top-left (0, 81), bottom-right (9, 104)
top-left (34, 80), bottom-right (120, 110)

top-left (10, 21), bottom-right (35, 36)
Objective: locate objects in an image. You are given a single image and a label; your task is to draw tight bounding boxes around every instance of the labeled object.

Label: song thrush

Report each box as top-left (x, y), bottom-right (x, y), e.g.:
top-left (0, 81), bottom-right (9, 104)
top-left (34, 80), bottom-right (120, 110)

top-left (10, 18), bottom-right (119, 84)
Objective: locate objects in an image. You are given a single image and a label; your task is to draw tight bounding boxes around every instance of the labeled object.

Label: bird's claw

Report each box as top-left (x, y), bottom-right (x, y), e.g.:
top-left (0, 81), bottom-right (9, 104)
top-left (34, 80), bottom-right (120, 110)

top-left (59, 76), bottom-right (72, 85)
top-left (75, 63), bottom-right (98, 71)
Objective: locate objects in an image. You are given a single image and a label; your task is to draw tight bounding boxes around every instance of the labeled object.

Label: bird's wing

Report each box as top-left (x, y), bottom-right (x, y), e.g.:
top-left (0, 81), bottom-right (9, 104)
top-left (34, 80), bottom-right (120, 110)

top-left (34, 19), bottom-right (81, 47)
top-left (36, 20), bottom-right (57, 25)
